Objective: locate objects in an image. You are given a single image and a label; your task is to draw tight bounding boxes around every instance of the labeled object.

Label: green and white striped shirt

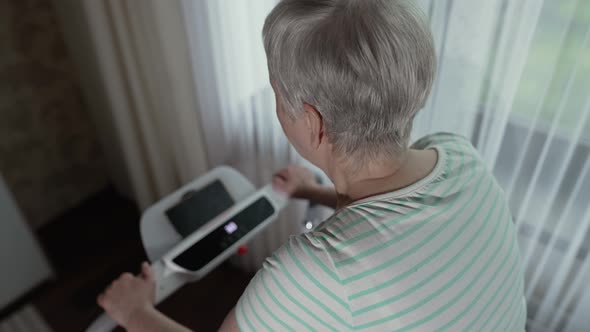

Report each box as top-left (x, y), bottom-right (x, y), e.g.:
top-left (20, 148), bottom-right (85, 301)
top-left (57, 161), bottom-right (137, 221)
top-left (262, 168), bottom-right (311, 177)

top-left (236, 133), bottom-right (526, 331)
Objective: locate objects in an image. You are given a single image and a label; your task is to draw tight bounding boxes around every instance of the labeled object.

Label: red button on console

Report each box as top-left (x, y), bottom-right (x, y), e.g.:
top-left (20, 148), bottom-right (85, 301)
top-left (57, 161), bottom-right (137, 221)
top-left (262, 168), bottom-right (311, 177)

top-left (237, 245), bottom-right (248, 256)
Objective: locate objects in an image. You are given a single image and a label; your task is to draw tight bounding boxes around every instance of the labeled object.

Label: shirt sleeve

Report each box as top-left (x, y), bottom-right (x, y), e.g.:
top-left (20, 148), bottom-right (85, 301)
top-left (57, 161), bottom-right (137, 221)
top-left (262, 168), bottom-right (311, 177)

top-left (235, 234), bottom-right (353, 332)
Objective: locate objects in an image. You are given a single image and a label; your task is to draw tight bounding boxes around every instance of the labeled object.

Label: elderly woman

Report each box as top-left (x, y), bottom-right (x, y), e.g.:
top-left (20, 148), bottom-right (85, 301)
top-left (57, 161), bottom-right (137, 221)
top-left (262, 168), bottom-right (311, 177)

top-left (99, 0), bottom-right (526, 331)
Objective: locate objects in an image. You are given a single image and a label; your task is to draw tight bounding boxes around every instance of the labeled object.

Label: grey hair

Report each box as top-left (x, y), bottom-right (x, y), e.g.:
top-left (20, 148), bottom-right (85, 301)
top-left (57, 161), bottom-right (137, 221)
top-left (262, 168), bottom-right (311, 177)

top-left (263, 0), bottom-right (436, 158)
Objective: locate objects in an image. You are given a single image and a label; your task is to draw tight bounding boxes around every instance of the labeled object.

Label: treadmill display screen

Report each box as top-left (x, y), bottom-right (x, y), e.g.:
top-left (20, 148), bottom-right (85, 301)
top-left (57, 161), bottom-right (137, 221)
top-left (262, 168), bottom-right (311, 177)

top-left (165, 180), bottom-right (234, 237)
top-left (172, 197), bottom-right (275, 271)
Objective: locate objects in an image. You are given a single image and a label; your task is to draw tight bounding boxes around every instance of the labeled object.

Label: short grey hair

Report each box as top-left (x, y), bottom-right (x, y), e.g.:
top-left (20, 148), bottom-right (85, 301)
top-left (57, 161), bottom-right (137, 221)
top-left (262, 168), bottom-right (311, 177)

top-left (263, 0), bottom-right (436, 158)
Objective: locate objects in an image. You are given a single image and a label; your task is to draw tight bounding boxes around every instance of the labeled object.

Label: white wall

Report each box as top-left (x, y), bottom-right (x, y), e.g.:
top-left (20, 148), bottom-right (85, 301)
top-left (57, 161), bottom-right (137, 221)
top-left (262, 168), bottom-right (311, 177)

top-left (0, 174), bottom-right (52, 309)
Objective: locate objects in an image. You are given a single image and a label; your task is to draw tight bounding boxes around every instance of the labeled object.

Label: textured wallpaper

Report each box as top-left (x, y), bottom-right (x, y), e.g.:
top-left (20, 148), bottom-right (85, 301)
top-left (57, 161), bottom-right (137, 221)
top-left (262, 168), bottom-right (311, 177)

top-left (0, 0), bottom-right (109, 228)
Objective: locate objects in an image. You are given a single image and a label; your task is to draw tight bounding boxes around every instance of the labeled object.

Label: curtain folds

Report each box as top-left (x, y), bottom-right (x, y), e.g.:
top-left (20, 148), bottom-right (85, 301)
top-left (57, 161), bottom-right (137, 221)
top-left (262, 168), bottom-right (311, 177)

top-left (54, 0), bottom-right (209, 209)
top-left (416, 1), bottom-right (590, 330)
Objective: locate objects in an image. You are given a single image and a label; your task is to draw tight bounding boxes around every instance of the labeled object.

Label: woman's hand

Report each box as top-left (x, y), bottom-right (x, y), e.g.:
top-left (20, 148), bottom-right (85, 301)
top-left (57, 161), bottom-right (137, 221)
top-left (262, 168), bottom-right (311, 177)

top-left (98, 262), bottom-right (156, 329)
top-left (272, 165), bottom-right (319, 199)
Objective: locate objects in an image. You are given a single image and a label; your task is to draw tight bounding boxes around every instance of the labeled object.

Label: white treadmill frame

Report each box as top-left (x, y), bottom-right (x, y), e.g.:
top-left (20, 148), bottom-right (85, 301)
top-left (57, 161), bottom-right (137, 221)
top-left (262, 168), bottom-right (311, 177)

top-left (87, 166), bottom-right (287, 332)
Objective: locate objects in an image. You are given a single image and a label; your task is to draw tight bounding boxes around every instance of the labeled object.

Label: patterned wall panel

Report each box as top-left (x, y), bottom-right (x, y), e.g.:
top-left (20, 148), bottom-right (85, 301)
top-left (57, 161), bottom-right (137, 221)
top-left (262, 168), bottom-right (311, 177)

top-left (0, 0), bottom-right (108, 228)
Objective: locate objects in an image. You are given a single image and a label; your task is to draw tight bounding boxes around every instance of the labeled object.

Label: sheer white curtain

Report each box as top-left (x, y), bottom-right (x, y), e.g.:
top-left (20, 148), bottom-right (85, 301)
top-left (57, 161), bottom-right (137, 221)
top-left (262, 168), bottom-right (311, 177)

top-left (416, 1), bottom-right (590, 331)
top-left (183, 0), bottom-right (590, 330)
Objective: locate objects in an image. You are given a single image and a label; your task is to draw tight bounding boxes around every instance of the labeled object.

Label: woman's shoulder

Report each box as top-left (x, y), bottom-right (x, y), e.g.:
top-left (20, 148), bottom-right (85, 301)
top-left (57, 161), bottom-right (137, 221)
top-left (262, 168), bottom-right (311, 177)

top-left (413, 132), bottom-right (485, 173)
top-left (236, 231), bottom-right (352, 331)
top-left (411, 132), bottom-right (471, 149)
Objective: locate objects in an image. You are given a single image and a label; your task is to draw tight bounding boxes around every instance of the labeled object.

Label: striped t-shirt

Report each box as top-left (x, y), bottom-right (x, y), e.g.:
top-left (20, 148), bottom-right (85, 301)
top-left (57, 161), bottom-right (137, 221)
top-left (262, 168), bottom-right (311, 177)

top-left (236, 133), bottom-right (526, 331)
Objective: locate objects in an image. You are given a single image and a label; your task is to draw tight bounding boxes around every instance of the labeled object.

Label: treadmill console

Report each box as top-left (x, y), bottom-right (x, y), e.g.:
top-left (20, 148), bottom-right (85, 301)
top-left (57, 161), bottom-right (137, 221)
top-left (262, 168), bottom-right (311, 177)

top-left (172, 197), bottom-right (275, 271)
top-left (165, 180), bottom-right (234, 237)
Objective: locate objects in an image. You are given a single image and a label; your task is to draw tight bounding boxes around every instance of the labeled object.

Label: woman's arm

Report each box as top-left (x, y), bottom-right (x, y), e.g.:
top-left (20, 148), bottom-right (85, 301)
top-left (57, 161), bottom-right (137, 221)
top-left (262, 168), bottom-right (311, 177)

top-left (273, 165), bottom-right (337, 209)
top-left (98, 262), bottom-right (241, 332)
top-left (125, 306), bottom-right (192, 332)
top-left (299, 185), bottom-right (338, 209)
top-left (218, 307), bottom-right (240, 332)
top-left (98, 263), bottom-right (193, 332)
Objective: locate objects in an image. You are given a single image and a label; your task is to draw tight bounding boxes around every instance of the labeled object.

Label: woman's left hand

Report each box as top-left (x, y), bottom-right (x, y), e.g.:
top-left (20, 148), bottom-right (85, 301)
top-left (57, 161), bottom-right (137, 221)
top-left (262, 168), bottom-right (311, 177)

top-left (97, 262), bottom-right (156, 329)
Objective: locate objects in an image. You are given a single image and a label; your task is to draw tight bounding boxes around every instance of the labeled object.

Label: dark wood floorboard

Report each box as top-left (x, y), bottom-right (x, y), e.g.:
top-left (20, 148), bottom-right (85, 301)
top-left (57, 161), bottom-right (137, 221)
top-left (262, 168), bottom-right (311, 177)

top-left (32, 186), bottom-right (253, 332)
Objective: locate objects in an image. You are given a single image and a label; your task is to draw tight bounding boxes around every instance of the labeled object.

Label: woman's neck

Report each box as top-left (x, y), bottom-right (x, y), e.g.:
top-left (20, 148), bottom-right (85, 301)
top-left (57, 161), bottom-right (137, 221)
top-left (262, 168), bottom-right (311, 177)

top-left (327, 149), bottom-right (438, 208)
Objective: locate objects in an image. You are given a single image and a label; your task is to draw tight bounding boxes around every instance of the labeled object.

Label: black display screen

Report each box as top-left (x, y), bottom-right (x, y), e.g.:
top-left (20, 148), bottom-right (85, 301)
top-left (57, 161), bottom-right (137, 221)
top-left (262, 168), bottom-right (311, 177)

top-left (165, 180), bottom-right (234, 237)
top-left (172, 197), bottom-right (275, 271)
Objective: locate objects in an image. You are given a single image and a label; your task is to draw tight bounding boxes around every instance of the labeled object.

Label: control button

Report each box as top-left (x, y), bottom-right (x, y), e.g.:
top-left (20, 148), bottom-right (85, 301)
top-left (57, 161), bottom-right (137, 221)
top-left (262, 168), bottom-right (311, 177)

top-left (237, 245), bottom-right (248, 256)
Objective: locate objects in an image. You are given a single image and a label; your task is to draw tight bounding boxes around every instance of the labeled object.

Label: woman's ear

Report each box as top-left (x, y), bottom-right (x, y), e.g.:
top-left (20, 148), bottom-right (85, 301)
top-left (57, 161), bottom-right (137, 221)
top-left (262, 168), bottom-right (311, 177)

top-left (302, 103), bottom-right (325, 149)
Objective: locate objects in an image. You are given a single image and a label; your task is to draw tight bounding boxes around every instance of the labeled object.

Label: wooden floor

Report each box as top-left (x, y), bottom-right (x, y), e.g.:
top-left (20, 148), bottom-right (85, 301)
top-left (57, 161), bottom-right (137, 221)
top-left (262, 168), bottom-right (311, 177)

top-left (33, 187), bottom-right (253, 332)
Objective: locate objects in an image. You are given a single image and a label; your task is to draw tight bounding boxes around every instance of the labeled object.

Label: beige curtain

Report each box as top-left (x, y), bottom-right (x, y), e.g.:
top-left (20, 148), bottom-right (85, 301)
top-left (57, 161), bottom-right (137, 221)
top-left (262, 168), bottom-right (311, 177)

top-left (53, 0), bottom-right (209, 209)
